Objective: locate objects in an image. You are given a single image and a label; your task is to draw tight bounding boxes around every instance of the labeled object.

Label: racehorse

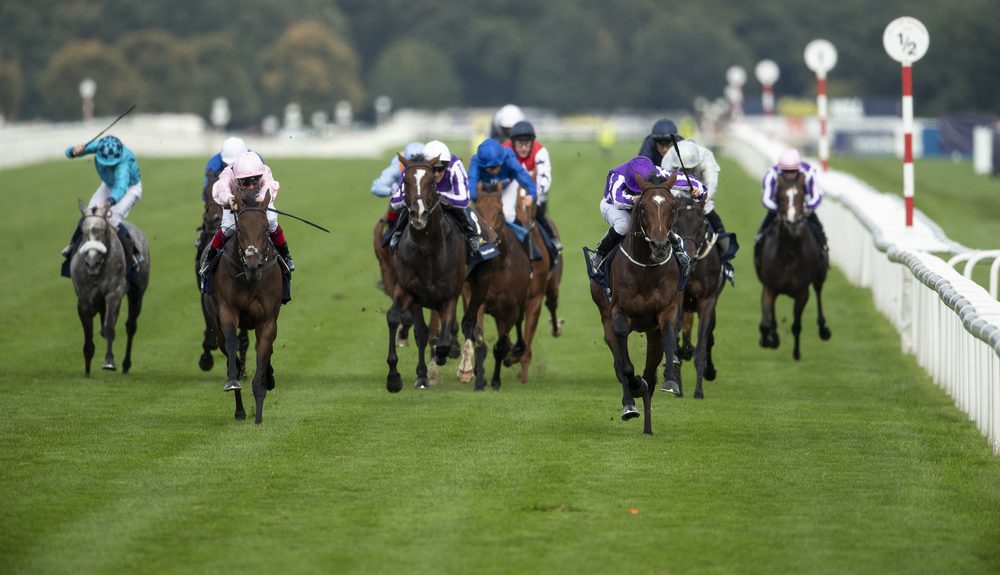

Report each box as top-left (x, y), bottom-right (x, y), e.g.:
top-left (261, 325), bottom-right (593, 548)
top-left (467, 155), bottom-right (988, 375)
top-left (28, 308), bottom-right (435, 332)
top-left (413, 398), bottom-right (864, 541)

top-left (672, 191), bottom-right (725, 398)
top-left (196, 190), bottom-right (248, 373)
top-left (385, 154), bottom-right (485, 392)
top-left (501, 188), bottom-right (563, 383)
top-left (460, 187), bottom-right (531, 391)
top-left (203, 190), bottom-right (284, 423)
top-left (589, 171), bottom-right (681, 435)
top-left (754, 171), bottom-right (831, 360)
top-left (70, 201), bottom-right (149, 375)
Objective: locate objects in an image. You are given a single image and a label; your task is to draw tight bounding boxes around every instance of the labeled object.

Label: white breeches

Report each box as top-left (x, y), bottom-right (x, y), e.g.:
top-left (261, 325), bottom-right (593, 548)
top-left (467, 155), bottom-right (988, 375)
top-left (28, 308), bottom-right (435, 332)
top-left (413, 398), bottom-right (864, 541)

top-left (599, 199), bottom-right (632, 236)
top-left (500, 181), bottom-right (521, 224)
top-left (220, 201), bottom-right (279, 237)
top-left (88, 182), bottom-right (142, 227)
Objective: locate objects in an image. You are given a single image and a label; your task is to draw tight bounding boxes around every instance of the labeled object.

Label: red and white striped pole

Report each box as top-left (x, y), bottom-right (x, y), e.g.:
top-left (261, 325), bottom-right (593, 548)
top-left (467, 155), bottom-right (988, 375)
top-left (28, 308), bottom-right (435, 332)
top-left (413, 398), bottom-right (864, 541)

top-left (805, 39), bottom-right (837, 173)
top-left (755, 60), bottom-right (780, 117)
top-left (901, 64), bottom-right (915, 226)
top-left (884, 17), bottom-right (929, 229)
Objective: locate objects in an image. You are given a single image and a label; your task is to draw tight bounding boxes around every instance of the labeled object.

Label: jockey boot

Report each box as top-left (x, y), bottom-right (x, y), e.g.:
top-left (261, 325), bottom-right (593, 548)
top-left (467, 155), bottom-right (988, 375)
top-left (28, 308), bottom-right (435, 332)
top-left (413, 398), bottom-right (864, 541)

top-left (199, 246), bottom-right (220, 278)
top-left (536, 203), bottom-right (563, 252)
top-left (707, 210), bottom-right (737, 286)
top-left (387, 207), bottom-right (409, 250)
top-left (670, 232), bottom-right (691, 291)
top-left (117, 222), bottom-right (143, 265)
top-left (275, 242), bottom-right (295, 272)
top-left (448, 205), bottom-right (497, 261)
top-left (588, 228), bottom-right (623, 280)
top-left (61, 218), bottom-right (84, 277)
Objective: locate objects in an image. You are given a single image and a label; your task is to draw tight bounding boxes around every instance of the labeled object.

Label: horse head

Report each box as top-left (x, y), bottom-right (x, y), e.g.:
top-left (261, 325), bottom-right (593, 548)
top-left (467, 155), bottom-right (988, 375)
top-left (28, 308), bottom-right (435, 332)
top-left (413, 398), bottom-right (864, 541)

top-left (474, 186), bottom-right (505, 244)
top-left (632, 171), bottom-right (679, 261)
top-left (776, 171), bottom-right (807, 236)
top-left (399, 153), bottom-right (441, 231)
top-left (672, 190), bottom-right (707, 258)
top-left (234, 189), bottom-right (272, 281)
top-left (76, 200), bottom-right (114, 277)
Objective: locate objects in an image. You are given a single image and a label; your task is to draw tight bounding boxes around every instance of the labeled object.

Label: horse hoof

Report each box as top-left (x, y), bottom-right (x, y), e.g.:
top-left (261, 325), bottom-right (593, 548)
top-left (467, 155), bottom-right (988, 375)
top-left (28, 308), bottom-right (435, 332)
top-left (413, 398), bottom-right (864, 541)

top-left (551, 318), bottom-right (564, 337)
top-left (694, 389), bottom-right (704, 399)
top-left (122, 359), bottom-right (131, 374)
top-left (678, 346), bottom-right (694, 361)
top-left (660, 381), bottom-right (681, 396)
top-left (102, 361), bottom-right (117, 371)
top-left (199, 353), bottom-right (214, 371)
top-left (621, 405), bottom-right (640, 420)
top-left (397, 338), bottom-right (408, 348)
top-left (793, 350), bottom-right (801, 361)
top-left (456, 369), bottom-right (473, 384)
top-left (224, 380), bottom-right (242, 392)
top-left (414, 378), bottom-right (430, 389)
top-left (704, 366), bottom-right (717, 381)
top-left (491, 380), bottom-right (501, 391)
top-left (386, 375), bottom-right (403, 393)
top-left (819, 327), bottom-right (832, 340)
top-left (235, 411), bottom-right (246, 421)
top-left (448, 345), bottom-right (461, 359)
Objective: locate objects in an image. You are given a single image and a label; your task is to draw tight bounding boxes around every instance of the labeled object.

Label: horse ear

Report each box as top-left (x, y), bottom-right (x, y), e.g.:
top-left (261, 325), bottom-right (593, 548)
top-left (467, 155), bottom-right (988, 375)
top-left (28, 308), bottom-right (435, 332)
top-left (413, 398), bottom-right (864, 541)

top-left (429, 154), bottom-right (441, 166)
top-left (262, 189), bottom-right (272, 206)
top-left (634, 172), bottom-right (649, 192)
top-left (397, 152), bottom-right (408, 167)
top-left (666, 171), bottom-right (678, 189)
top-left (78, 198), bottom-right (86, 215)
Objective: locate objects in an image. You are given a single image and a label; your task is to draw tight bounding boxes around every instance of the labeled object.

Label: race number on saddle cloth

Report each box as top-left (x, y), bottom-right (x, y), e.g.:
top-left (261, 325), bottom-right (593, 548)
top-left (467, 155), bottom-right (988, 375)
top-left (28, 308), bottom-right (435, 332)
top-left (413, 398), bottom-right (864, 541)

top-left (61, 135), bottom-right (144, 282)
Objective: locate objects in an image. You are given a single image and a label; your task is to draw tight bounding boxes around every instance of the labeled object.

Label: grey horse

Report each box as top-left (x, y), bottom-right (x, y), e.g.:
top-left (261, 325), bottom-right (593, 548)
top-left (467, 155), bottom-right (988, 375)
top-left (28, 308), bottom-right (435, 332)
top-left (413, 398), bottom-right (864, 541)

top-left (70, 201), bottom-right (150, 374)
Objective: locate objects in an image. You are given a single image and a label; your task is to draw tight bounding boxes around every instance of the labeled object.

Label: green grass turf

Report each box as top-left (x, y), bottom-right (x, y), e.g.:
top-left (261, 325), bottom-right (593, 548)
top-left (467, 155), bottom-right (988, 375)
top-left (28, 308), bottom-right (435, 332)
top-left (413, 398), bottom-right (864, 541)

top-left (1, 141), bottom-right (998, 574)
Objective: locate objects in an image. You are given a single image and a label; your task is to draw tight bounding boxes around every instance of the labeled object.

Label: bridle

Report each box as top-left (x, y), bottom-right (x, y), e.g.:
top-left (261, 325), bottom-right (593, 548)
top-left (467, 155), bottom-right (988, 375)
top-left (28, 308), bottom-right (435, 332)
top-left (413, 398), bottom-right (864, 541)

top-left (404, 164), bottom-right (442, 226)
top-left (620, 186), bottom-right (675, 267)
top-left (777, 174), bottom-right (806, 227)
top-left (222, 204), bottom-right (278, 278)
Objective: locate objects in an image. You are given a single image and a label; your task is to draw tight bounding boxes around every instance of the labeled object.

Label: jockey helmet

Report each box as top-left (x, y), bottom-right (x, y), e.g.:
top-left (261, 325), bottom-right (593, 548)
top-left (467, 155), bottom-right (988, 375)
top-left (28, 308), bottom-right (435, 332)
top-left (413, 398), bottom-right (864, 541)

top-left (95, 136), bottom-right (124, 166)
top-left (221, 137), bottom-right (247, 165)
top-left (778, 148), bottom-right (802, 170)
top-left (662, 140), bottom-right (700, 170)
top-left (509, 121), bottom-right (536, 141)
top-left (477, 139), bottom-right (505, 168)
top-left (233, 151), bottom-right (265, 180)
top-left (623, 156), bottom-right (656, 195)
top-left (650, 118), bottom-right (681, 141)
top-left (422, 140), bottom-right (452, 166)
top-left (496, 104), bottom-right (525, 129)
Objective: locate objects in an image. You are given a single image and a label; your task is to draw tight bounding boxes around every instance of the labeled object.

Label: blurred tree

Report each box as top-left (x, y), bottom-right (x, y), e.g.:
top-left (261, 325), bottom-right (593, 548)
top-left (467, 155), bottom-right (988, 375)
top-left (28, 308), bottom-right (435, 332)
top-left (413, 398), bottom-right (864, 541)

top-left (41, 40), bottom-right (146, 121)
top-left (367, 39), bottom-right (462, 109)
top-left (257, 22), bottom-right (364, 117)
top-left (191, 34), bottom-right (260, 128)
top-left (0, 51), bottom-right (22, 120)
top-left (118, 30), bottom-right (199, 114)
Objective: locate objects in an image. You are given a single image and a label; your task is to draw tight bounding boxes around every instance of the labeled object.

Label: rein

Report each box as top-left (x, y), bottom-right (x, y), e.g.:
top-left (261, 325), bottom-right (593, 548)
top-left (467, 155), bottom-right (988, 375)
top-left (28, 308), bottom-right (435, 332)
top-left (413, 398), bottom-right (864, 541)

top-left (224, 205), bottom-right (279, 278)
top-left (619, 186), bottom-right (675, 267)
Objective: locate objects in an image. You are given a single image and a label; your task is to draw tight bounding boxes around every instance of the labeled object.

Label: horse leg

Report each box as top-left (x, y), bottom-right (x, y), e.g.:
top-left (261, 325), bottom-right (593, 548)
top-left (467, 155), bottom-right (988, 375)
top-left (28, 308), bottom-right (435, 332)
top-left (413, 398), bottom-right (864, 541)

top-left (220, 312), bottom-right (243, 391)
top-left (386, 297), bottom-right (404, 392)
top-left (759, 286), bottom-right (779, 349)
top-left (814, 278), bottom-right (832, 340)
top-left (678, 311), bottom-right (695, 360)
top-left (491, 318), bottom-right (514, 391)
top-left (434, 301), bottom-right (457, 366)
top-left (504, 315), bottom-right (527, 367)
top-left (791, 290), bottom-right (809, 361)
top-left (398, 309), bottom-right (413, 348)
top-left (251, 320), bottom-right (276, 425)
top-left (611, 311), bottom-right (642, 421)
top-left (519, 299), bottom-right (542, 383)
top-left (660, 306), bottom-right (683, 398)
top-left (122, 284), bottom-right (143, 374)
top-left (199, 297), bottom-right (216, 371)
top-left (546, 274), bottom-right (563, 337)
top-left (238, 329), bottom-right (249, 379)
top-left (694, 298), bottom-right (718, 399)
top-left (639, 332), bottom-right (657, 436)
top-left (100, 294), bottom-right (123, 371)
top-left (413, 307), bottom-right (431, 389)
top-left (78, 304), bottom-right (95, 376)
top-left (704, 315), bottom-right (718, 381)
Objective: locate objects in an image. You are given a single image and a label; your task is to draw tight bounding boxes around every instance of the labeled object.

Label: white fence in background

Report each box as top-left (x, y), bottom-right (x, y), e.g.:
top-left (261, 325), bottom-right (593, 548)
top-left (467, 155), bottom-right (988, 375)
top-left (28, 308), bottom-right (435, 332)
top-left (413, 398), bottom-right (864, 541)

top-left (727, 122), bottom-right (1000, 453)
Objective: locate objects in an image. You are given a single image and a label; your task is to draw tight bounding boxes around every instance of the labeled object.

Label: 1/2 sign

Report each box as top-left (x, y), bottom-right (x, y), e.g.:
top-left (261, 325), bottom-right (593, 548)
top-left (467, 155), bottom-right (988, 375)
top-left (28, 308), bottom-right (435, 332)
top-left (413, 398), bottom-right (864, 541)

top-left (883, 16), bottom-right (929, 64)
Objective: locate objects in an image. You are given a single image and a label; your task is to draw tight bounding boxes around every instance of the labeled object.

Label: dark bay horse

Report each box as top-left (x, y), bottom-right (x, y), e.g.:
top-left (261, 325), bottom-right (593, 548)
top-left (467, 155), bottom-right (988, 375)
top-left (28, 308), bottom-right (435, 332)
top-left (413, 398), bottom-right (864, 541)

top-left (672, 192), bottom-right (725, 398)
top-left (589, 172), bottom-right (681, 435)
top-left (754, 172), bottom-right (831, 360)
top-left (502, 188), bottom-right (563, 383)
top-left (203, 190), bottom-right (283, 423)
top-left (386, 155), bottom-right (484, 391)
top-left (70, 202), bottom-right (149, 375)
top-left (196, 192), bottom-right (248, 372)
top-left (460, 187), bottom-right (531, 391)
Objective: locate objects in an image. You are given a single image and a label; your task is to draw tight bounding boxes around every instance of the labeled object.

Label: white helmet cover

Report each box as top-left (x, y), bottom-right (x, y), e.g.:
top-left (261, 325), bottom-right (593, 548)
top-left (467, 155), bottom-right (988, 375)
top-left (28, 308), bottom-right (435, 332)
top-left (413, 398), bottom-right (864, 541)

top-left (422, 140), bottom-right (452, 164)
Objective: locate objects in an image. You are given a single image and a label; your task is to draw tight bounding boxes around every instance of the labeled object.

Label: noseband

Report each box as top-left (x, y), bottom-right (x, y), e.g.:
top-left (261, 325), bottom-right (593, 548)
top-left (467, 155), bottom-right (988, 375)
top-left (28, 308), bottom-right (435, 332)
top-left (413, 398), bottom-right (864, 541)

top-left (621, 188), bottom-right (675, 267)
top-left (224, 205), bottom-right (277, 278)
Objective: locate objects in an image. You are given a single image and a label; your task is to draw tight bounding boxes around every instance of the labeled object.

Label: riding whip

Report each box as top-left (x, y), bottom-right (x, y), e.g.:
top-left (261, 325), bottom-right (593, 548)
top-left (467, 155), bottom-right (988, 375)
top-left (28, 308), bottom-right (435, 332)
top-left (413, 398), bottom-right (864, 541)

top-left (83, 104), bottom-right (136, 147)
top-left (266, 207), bottom-right (330, 233)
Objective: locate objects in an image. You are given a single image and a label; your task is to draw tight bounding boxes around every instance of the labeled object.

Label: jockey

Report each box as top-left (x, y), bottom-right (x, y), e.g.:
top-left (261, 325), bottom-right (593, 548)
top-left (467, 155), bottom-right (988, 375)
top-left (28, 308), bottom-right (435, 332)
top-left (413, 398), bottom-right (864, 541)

top-left (61, 135), bottom-right (144, 277)
top-left (202, 137), bottom-right (257, 200)
top-left (468, 138), bottom-right (537, 225)
top-left (502, 120), bottom-right (563, 254)
top-left (387, 140), bottom-right (498, 261)
top-left (662, 139), bottom-right (737, 284)
top-left (489, 104), bottom-right (525, 142)
top-left (586, 156), bottom-right (697, 292)
top-left (757, 148), bottom-right (828, 254)
top-left (638, 118), bottom-right (683, 166)
top-left (199, 151), bottom-right (295, 281)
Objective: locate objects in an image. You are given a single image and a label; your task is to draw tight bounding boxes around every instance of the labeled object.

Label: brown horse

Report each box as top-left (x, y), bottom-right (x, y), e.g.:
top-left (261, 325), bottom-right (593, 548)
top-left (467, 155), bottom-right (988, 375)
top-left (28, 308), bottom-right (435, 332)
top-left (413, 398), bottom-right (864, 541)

top-left (70, 202), bottom-right (149, 375)
top-left (501, 188), bottom-right (563, 383)
top-left (196, 191), bottom-right (248, 373)
top-left (754, 172), bottom-right (831, 360)
top-left (203, 190), bottom-right (283, 423)
top-left (386, 155), bottom-right (484, 391)
top-left (589, 171), bottom-right (681, 435)
top-left (672, 192), bottom-right (725, 398)
top-left (459, 187), bottom-right (531, 391)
